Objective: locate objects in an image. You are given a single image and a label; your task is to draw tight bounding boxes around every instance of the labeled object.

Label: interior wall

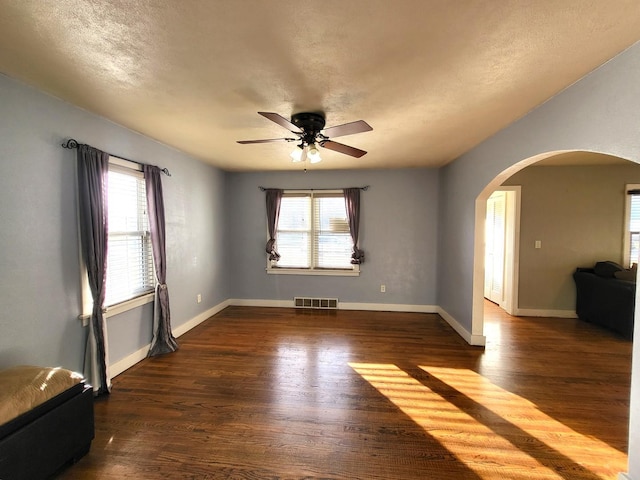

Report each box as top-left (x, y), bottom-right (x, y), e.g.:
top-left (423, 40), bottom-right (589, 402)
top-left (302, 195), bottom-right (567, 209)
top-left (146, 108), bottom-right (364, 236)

top-left (438, 41), bottom-right (640, 479)
top-left (226, 168), bottom-right (439, 307)
top-left (0, 73), bottom-right (228, 372)
top-left (502, 163), bottom-right (640, 312)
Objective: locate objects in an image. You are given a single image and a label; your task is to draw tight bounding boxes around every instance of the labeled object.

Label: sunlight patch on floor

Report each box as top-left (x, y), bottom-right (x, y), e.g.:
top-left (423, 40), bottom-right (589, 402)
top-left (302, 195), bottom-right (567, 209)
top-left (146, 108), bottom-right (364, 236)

top-left (349, 362), bottom-right (613, 480)
top-left (422, 366), bottom-right (627, 476)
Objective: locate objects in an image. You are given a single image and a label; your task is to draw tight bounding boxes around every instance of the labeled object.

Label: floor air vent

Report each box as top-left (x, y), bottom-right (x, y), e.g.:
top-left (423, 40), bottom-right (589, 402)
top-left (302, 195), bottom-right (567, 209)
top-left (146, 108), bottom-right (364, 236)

top-left (294, 297), bottom-right (338, 309)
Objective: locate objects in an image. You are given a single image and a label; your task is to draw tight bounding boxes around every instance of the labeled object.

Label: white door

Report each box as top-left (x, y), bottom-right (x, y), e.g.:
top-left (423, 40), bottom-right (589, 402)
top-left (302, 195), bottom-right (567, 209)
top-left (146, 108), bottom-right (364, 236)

top-left (485, 191), bottom-right (506, 304)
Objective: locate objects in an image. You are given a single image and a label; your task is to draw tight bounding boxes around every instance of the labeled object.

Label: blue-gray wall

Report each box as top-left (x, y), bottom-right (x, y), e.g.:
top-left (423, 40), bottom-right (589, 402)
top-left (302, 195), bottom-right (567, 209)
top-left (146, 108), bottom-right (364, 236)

top-left (0, 73), bottom-right (229, 371)
top-left (226, 169), bottom-right (439, 306)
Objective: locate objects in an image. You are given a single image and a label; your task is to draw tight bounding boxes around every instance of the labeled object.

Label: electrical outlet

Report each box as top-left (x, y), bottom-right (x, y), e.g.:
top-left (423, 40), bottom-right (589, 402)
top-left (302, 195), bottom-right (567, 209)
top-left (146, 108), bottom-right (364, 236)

top-left (380, 285), bottom-right (386, 293)
top-left (197, 293), bottom-right (202, 304)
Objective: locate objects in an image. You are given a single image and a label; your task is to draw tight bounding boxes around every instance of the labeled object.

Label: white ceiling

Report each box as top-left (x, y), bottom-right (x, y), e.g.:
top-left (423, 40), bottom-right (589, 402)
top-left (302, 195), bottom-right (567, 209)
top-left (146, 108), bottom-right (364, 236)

top-left (1, 1), bottom-right (640, 171)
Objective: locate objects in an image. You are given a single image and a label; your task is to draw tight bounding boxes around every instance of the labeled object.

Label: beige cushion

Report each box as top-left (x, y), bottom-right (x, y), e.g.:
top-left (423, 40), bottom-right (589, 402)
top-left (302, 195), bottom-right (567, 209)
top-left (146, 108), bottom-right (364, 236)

top-left (0, 365), bottom-right (84, 425)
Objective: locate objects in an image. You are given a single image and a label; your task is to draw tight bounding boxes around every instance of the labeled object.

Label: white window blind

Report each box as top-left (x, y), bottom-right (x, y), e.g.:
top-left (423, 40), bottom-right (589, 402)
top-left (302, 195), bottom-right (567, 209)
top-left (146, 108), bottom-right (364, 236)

top-left (105, 164), bottom-right (154, 306)
top-left (272, 191), bottom-right (354, 272)
top-left (313, 194), bottom-right (352, 269)
top-left (276, 194), bottom-right (312, 268)
top-left (628, 191), bottom-right (640, 266)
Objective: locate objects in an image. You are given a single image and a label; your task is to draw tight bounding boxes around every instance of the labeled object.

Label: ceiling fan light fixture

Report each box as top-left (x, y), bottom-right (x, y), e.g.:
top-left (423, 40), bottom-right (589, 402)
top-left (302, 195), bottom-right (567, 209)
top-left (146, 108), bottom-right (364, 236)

top-left (290, 147), bottom-right (303, 162)
top-left (308, 143), bottom-right (321, 163)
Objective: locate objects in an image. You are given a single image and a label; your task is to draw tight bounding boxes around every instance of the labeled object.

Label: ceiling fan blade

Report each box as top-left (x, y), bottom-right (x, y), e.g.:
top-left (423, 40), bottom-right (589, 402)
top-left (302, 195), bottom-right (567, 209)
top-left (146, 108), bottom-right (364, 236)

top-left (322, 120), bottom-right (372, 138)
top-left (258, 112), bottom-right (302, 133)
top-left (321, 140), bottom-right (367, 158)
top-left (237, 138), bottom-right (296, 144)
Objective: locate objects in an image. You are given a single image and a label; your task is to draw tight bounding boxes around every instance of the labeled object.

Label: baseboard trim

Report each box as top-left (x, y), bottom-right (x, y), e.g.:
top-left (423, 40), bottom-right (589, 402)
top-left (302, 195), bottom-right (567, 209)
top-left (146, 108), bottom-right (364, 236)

top-left (111, 298), bottom-right (485, 377)
top-left (110, 299), bottom-right (231, 378)
top-left (229, 298), bottom-right (295, 308)
top-left (339, 302), bottom-right (437, 313)
top-left (229, 299), bottom-right (483, 346)
top-left (437, 307), bottom-right (486, 346)
top-left (514, 308), bottom-right (578, 318)
top-left (110, 345), bottom-right (149, 378)
top-left (172, 299), bottom-right (232, 338)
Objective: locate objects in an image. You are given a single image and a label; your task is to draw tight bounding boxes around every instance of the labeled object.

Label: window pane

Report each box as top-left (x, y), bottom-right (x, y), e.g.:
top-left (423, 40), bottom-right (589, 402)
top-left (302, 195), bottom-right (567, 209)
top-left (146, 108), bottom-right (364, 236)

top-left (315, 233), bottom-right (352, 269)
top-left (631, 232), bottom-right (640, 266)
top-left (105, 166), bottom-right (154, 306)
top-left (630, 195), bottom-right (640, 232)
top-left (276, 232), bottom-right (310, 268)
top-left (278, 196), bottom-right (311, 231)
top-left (314, 195), bottom-right (353, 269)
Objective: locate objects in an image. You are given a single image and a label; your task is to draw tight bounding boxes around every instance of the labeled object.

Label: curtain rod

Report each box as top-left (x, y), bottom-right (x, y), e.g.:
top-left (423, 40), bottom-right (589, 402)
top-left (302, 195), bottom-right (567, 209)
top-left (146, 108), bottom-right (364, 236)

top-left (61, 138), bottom-right (171, 177)
top-left (259, 185), bottom-right (369, 191)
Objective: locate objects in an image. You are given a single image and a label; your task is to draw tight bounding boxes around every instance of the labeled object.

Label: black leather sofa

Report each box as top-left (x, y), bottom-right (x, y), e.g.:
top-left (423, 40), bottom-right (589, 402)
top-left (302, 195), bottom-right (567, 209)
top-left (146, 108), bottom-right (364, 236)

top-left (573, 261), bottom-right (636, 339)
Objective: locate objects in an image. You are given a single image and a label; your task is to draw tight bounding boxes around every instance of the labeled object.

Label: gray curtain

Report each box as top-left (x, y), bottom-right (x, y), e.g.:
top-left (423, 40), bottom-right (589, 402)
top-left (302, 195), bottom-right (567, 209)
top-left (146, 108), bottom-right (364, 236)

top-left (265, 189), bottom-right (283, 261)
top-left (144, 165), bottom-right (178, 356)
top-left (344, 188), bottom-right (365, 264)
top-left (77, 144), bottom-right (111, 395)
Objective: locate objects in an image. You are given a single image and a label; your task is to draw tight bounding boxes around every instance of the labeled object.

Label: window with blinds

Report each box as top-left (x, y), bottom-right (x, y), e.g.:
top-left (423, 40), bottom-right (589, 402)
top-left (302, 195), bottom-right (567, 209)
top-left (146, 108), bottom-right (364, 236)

top-left (105, 164), bottom-right (155, 306)
top-left (272, 191), bottom-right (354, 272)
top-left (625, 185), bottom-right (640, 267)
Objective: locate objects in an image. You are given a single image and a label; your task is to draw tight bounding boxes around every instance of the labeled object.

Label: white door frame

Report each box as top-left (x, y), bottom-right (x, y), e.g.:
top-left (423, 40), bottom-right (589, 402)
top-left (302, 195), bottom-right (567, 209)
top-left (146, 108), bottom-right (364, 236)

top-left (498, 186), bottom-right (521, 315)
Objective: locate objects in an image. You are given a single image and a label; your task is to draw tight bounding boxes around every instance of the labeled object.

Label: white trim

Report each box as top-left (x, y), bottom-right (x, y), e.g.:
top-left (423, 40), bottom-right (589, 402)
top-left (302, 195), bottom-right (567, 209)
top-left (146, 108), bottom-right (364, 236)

top-left (500, 187), bottom-right (521, 315)
top-left (623, 183), bottom-right (640, 267)
top-left (266, 268), bottom-right (360, 276)
top-left (110, 156), bottom-right (141, 172)
top-left (110, 299), bottom-right (486, 378)
top-left (105, 292), bottom-right (155, 319)
top-left (78, 292), bottom-right (155, 326)
top-left (110, 299), bottom-right (231, 377)
top-left (110, 344), bottom-right (149, 378)
top-left (172, 299), bottom-right (232, 337)
top-left (229, 299), bottom-right (437, 313)
top-left (230, 298), bottom-right (295, 308)
top-left (232, 300), bottom-right (483, 347)
top-left (513, 308), bottom-right (578, 318)
top-left (437, 307), bottom-right (487, 346)
top-left (618, 473), bottom-right (631, 480)
top-left (339, 302), bottom-right (437, 313)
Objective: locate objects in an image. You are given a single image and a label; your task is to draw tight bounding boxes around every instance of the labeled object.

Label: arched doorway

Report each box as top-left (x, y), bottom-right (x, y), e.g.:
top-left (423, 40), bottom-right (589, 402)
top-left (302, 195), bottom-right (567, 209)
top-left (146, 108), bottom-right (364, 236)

top-left (472, 150), bottom-right (640, 339)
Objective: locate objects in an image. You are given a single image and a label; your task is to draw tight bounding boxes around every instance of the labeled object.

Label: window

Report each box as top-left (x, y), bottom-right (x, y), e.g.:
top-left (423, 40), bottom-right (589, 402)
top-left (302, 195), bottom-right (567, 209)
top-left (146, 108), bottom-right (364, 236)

top-left (104, 160), bottom-right (155, 306)
top-left (269, 191), bottom-right (357, 275)
top-left (624, 184), bottom-right (640, 267)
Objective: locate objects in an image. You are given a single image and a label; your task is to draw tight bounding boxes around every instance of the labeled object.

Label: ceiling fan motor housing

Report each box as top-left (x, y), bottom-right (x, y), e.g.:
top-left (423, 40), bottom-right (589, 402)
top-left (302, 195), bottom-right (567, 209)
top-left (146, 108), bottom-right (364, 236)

top-left (291, 112), bottom-right (326, 145)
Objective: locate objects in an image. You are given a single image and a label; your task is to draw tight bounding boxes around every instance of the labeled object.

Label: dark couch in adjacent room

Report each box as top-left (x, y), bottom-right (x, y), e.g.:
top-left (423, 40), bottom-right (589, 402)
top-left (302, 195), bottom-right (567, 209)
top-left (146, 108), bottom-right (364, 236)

top-left (573, 261), bottom-right (636, 339)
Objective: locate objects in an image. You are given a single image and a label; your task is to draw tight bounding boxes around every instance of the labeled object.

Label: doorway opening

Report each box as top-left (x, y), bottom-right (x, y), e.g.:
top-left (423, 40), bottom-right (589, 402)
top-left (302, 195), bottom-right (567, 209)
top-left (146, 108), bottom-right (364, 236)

top-left (484, 187), bottom-right (520, 316)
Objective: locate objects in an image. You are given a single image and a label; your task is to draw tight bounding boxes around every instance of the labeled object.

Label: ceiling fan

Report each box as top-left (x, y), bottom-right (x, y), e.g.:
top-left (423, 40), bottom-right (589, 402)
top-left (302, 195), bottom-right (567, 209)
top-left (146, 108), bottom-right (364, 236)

top-left (237, 112), bottom-right (372, 163)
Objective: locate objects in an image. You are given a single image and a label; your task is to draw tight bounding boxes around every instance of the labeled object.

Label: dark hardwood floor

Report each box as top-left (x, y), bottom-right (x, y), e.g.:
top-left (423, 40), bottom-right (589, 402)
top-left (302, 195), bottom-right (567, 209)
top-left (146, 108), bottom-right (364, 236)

top-left (57, 303), bottom-right (632, 479)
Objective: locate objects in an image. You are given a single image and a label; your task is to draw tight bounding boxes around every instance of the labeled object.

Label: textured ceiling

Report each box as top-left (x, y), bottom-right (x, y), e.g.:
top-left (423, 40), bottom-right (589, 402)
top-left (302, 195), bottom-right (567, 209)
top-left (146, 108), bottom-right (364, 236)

top-left (1, 1), bottom-right (640, 171)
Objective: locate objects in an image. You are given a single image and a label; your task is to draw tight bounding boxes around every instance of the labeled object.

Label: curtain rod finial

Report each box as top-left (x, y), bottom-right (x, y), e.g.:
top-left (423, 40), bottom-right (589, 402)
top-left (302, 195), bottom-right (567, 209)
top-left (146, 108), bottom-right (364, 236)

top-left (61, 138), bottom-right (80, 149)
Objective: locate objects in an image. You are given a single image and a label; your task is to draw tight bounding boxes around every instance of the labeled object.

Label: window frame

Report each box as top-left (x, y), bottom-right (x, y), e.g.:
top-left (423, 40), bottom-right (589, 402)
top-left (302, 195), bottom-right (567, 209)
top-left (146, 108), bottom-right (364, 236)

top-left (623, 183), bottom-right (640, 268)
top-left (266, 189), bottom-right (360, 277)
top-left (79, 157), bottom-right (155, 321)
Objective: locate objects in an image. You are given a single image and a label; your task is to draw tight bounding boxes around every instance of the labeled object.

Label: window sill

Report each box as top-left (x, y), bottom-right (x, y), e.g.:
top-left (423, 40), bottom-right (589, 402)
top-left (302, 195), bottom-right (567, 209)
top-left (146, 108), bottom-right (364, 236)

top-left (78, 291), bottom-right (155, 325)
top-left (266, 268), bottom-right (360, 277)
top-left (105, 292), bottom-right (155, 318)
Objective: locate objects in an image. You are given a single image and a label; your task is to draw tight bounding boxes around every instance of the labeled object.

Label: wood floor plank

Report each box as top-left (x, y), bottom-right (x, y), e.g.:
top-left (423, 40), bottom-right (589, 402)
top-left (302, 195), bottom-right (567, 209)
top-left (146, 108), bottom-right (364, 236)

top-left (56, 303), bottom-right (632, 479)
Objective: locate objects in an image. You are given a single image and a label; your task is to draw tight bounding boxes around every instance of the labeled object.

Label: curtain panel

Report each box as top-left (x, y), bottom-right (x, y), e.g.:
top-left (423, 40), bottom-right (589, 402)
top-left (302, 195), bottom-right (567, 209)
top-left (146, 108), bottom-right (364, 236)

top-left (144, 165), bottom-right (179, 356)
top-left (77, 144), bottom-right (111, 395)
top-left (265, 189), bottom-right (283, 261)
top-left (343, 188), bottom-right (364, 264)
